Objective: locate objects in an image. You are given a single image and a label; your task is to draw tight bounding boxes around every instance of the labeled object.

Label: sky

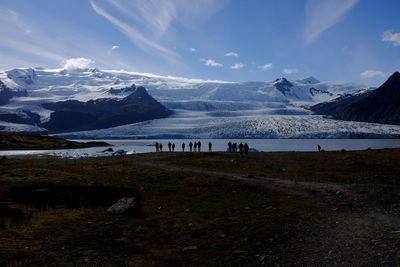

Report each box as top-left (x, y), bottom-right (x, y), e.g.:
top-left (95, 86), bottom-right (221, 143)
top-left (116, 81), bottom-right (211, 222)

top-left (0, 0), bottom-right (399, 86)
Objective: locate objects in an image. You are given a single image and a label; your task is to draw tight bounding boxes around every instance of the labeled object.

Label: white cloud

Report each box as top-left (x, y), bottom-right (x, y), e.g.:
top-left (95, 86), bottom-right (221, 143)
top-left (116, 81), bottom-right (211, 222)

top-left (283, 68), bottom-right (299, 74)
top-left (304, 0), bottom-right (359, 44)
top-left (62, 58), bottom-right (95, 70)
top-left (360, 70), bottom-right (386, 78)
top-left (189, 47), bottom-right (196, 52)
top-left (230, 63), bottom-right (245, 69)
top-left (259, 63), bottom-right (273, 71)
top-left (225, 52), bottom-right (238, 57)
top-left (382, 30), bottom-right (400, 47)
top-left (111, 45), bottom-right (120, 50)
top-left (201, 58), bottom-right (223, 67)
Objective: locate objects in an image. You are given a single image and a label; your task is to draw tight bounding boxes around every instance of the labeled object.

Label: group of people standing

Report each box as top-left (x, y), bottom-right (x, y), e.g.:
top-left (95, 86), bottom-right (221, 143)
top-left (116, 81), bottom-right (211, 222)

top-left (154, 141), bottom-right (250, 154)
top-left (154, 141), bottom-right (212, 152)
top-left (228, 141), bottom-right (249, 155)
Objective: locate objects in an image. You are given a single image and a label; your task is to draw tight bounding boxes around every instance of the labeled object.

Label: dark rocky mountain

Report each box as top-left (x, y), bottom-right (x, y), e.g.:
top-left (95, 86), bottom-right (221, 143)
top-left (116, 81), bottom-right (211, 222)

top-left (274, 78), bottom-right (293, 96)
top-left (309, 87), bottom-right (333, 97)
top-left (108, 84), bottom-right (137, 95)
top-left (0, 80), bottom-right (27, 105)
top-left (311, 72), bottom-right (400, 125)
top-left (41, 85), bottom-right (172, 133)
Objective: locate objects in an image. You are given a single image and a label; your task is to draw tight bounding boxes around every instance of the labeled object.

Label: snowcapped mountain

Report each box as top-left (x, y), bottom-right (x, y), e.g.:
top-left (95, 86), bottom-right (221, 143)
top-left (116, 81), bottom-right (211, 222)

top-left (2, 66), bottom-right (396, 138)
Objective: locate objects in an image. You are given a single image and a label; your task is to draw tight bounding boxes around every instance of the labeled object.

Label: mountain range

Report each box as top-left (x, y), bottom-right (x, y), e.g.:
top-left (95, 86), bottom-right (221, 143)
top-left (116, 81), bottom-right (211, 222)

top-left (311, 72), bottom-right (400, 125)
top-left (0, 66), bottom-right (399, 138)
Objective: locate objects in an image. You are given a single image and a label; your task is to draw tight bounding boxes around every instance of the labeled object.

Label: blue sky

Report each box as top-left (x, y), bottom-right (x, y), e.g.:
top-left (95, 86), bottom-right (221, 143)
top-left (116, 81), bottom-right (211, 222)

top-left (0, 0), bottom-right (399, 86)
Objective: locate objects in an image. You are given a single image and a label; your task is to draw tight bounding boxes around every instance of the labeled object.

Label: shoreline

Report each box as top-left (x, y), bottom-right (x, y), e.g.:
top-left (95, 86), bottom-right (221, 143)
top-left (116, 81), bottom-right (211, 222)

top-left (0, 134), bottom-right (111, 151)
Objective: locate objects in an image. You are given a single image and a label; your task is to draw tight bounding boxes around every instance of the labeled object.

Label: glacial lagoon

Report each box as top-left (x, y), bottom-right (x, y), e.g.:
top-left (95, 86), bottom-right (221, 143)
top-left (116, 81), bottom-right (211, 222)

top-left (1, 139), bottom-right (400, 158)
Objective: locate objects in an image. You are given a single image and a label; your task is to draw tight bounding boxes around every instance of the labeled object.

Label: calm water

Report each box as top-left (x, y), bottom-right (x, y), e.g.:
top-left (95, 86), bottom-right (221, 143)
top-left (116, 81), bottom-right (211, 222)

top-left (1, 139), bottom-right (400, 158)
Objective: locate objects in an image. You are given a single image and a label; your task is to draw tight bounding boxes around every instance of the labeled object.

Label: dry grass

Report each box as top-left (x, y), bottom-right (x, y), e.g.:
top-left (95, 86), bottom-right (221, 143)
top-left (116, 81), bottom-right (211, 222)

top-left (1, 149), bottom-right (399, 265)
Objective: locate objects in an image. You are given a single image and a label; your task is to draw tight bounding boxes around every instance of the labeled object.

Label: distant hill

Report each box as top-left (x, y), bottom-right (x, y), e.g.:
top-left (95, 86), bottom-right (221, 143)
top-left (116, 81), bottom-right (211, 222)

top-left (311, 72), bottom-right (400, 125)
top-left (41, 85), bottom-right (172, 133)
top-left (0, 134), bottom-right (110, 150)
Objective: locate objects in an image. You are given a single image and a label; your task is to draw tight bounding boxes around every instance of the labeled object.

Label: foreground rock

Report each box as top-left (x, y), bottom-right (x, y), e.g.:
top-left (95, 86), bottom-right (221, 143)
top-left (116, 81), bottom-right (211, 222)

top-left (107, 197), bottom-right (141, 217)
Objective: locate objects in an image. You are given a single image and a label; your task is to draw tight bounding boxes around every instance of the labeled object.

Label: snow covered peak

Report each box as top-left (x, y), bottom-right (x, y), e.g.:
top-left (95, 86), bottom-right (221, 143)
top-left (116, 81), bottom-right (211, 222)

top-left (6, 68), bottom-right (37, 86)
top-left (297, 76), bottom-right (320, 84)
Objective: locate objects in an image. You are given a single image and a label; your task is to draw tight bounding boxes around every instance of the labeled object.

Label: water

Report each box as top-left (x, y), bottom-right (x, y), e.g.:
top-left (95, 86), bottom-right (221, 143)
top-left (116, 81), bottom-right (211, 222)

top-left (1, 139), bottom-right (400, 158)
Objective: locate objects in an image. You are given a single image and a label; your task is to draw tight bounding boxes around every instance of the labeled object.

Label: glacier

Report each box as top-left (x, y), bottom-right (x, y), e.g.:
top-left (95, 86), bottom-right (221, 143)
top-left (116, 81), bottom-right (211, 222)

top-left (1, 66), bottom-right (399, 139)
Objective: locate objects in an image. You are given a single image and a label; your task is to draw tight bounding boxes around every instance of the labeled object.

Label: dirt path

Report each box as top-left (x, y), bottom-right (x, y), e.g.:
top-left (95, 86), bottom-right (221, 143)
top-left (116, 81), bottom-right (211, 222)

top-left (136, 160), bottom-right (400, 266)
top-left (136, 161), bottom-right (399, 208)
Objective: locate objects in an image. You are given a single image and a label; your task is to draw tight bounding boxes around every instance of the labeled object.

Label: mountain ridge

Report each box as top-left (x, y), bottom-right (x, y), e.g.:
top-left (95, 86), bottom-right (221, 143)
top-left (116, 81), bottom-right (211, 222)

top-left (311, 72), bottom-right (400, 125)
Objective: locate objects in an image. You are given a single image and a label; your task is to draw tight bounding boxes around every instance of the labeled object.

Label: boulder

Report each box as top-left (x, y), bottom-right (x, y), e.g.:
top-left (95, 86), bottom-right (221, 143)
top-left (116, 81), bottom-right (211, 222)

top-left (107, 197), bottom-right (141, 217)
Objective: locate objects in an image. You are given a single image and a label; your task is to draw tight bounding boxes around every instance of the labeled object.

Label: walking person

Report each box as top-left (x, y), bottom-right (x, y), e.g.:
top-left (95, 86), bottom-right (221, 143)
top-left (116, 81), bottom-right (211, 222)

top-left (182, 142), bottom-right (185, 152)
top-left (168, 142), bottom-right (172, 152)
top-left (228, 141), bottom-right (232, 152)
top-left (172, 143), bottom-right (175, 152)
top-left (198, 141), bottom-right (201, 152)
top-left (159, 143), bottom-right (163, 152)
top-left (208, 142), bottom-right (212, 152)
top-left (155, 142), bottom-right (159, 152)
top-left (189, 141), bottom-right (193, 152)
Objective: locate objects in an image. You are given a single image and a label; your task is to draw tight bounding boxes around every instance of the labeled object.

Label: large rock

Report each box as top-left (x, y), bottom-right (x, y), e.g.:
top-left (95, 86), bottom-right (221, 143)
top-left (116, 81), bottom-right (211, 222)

top-left (107, 197), bottom-right (141, 217)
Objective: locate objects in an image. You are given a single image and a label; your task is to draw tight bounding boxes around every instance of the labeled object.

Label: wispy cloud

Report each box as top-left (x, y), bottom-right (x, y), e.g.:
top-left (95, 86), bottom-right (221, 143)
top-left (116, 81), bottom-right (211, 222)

top-left (259, 63), bottom-right (273, 71)
top-left (360, 70), bottom-right (386, 78)
top-left (304, 0), bottom-right (359, 44)
top-left (90, 0), bottom-right (177, 62)
top-left (283, 68), bottom-right (299, 74)
top-left (0, 8), bottom-right (134, 71)
top-left (201, 58), bottom-right (223, 67)
top-left (382, 30), bottom-right (400, 47)
top-left (107, 0), bottom-right (230, 38)
top-left (189, 47), bottom-right (196, 52)
top-left (111, 45), bottom-right (120, 50)
top-left (225, 52), bottom-right (238, 57)
top-left (230, 63), bottom-right (245, 69)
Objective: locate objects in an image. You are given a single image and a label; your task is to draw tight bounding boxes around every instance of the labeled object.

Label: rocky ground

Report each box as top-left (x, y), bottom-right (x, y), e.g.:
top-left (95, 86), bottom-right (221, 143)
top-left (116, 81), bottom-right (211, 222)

top-left (1, 149), bottom-right (400, 266)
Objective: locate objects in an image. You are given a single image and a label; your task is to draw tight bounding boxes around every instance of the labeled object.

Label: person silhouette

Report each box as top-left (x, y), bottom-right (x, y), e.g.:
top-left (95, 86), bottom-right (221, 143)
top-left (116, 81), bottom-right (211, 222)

top-left (208, 142), bottom-right (212, 152)
top-left (239, 142), bottom-right (244, 155)
top-left (159, 144), bottom-right (163, 152)
top-left (232, 143), bottom-right (237, 152)
top-left (172, 143), bottom-right (175, 152)
top-left (244, 143), bottom-right (249, 154)
top-left (182, 142), bottom-right (185, 152)
top-left (317, 145), bottom-right (321, 152)
top-left (168, 142), bottom-right (172, 152)
top-left (198, 141), bottom-right (201, 152)
top-left (155, 142), bottom-right (159, 152)
top-left (189, 141), bottom-right (193, 152)
top-left (228, 141), bottom-right (232, 152)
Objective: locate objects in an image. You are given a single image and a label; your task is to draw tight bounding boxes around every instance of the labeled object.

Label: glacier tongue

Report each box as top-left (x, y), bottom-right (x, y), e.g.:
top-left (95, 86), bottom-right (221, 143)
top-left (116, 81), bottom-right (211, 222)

top-left (55, 111), bottom-right (400, 140)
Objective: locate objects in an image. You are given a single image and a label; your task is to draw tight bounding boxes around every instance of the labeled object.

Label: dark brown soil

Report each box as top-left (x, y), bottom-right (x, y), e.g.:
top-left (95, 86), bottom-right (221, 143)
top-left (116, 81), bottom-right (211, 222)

top-left (1, 150), bottom-right (400, 266)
